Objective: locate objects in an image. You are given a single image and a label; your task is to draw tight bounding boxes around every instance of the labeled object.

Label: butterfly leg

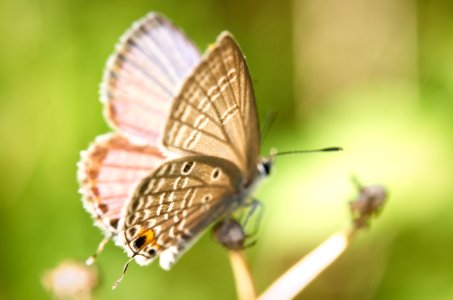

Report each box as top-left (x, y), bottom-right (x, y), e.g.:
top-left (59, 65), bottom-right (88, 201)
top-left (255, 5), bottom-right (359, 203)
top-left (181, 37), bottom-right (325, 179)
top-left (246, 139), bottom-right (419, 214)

top-left (242, 238), bottom-right (257, 249)
top-left (212, 199), bottom-right (263, 251)
top-left (220, 198), bottom-right (263, 249)
top-left (240, 198), bottom-right (264, 237)
top-left (86, 237), bottom-right (110, 265)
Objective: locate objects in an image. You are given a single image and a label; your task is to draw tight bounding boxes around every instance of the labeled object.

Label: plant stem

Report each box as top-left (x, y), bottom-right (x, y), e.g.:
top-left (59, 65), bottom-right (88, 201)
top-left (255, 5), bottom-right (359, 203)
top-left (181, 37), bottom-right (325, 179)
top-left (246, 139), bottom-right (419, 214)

top-left (259, 229), bottom-right (357, 300)
top-left (228, 250), bottom-right (257, 300)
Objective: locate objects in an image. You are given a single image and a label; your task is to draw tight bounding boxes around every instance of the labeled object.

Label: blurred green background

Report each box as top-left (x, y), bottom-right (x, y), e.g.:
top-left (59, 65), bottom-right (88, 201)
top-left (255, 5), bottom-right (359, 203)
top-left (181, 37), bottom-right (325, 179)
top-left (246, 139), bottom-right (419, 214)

top-left (1, 0), bottom-right (452, 299)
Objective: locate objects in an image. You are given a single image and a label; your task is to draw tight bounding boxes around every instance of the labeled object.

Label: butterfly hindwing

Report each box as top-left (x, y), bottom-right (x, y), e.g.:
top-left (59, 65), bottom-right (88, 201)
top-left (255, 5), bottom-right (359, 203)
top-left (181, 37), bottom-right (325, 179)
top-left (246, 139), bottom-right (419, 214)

top-left (117, 156), bottom-right (244, 269)
top-left (102, 13), bottom-right (201, 147)
top-left (78, 133), bottom-right (166, 235)
top-left (163, 33), bottom-right (260, 180)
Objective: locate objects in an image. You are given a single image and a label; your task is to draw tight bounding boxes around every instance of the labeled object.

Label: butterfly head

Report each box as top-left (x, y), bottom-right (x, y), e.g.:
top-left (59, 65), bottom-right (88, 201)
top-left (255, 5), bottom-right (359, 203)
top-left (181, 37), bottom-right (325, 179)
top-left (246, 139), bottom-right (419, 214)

top-left (257, 146), bottom-right (343, 179)
top-left (257, 146), bottom-right (279, 178)
top-left (257, 156), bottom-right (274, 177)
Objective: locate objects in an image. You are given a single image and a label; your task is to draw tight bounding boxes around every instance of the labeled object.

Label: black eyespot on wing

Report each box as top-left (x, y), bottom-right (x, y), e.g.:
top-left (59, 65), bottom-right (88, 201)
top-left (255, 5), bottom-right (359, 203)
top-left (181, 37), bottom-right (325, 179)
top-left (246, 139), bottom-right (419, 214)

top-left (148, 248), bottom-right (157, 257)
top-left (182, 161), bottom-right (194, 174)
top-left (212, 168), bottom-right (220, 179)
top-left (133, 235), bottom-right (147, 250)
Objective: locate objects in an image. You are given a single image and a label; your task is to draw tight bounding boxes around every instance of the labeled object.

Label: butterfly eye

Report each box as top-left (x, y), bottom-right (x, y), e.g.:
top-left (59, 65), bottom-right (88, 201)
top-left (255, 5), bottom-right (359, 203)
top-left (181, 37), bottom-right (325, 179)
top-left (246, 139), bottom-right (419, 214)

top-left (261, 160), bottom-right (272, 176)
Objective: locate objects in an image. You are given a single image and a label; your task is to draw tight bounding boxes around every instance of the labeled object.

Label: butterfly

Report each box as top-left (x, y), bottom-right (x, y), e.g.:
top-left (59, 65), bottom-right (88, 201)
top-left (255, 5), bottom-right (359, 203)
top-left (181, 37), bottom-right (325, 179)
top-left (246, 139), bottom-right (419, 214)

top-left (77, 12), bottom-right (273, 274)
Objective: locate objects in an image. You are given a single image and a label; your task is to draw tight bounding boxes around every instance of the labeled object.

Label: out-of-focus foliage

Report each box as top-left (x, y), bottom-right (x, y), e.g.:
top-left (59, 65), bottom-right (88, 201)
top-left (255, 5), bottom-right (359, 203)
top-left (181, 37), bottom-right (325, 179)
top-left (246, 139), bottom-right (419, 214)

top-left (0, 0), bottom-right (452, 299)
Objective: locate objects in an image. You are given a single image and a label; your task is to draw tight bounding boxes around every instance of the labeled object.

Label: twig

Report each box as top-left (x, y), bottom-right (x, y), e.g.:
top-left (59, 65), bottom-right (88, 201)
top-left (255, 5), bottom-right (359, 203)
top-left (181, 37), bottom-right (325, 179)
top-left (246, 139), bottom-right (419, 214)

top-left (259, 228), bottom-right (357, 300)
top-left (228, 250), bottom-right (257, 300)
top-left (257, 182), bottom-right (386, 299)
top-left (228, 182), bottom-right (387, 299)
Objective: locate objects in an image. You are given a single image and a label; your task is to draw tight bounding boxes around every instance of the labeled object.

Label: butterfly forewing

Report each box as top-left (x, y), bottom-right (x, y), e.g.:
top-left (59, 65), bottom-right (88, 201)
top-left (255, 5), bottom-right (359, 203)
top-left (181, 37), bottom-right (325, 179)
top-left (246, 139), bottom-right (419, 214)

top-left (163, 33), bottom-right (260, 181)
top-left (118, 156), bottom-right (244, 269)
top-left (78, 133), bottom-right (166, 235)
top-left (102, 13), bottom-right (201, 146)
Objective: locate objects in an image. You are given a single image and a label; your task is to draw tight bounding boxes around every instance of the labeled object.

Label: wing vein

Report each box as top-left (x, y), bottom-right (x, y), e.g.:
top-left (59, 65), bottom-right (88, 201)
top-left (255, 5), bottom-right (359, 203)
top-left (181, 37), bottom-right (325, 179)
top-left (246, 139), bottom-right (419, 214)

top-left (218, 44), bottom-right (247, 133)
top-left (168, 117), bottom-right (229, 145)
top-left (179, 97), bottom-right (225, 128)
top-left (118, 53), bottom-right (173, 97)
top-left (127, 38), bottom-right (178, 86)
top-left (141, 25), bottom-right (185, 82)
top-left (190, 71), bottom-right (243, 162)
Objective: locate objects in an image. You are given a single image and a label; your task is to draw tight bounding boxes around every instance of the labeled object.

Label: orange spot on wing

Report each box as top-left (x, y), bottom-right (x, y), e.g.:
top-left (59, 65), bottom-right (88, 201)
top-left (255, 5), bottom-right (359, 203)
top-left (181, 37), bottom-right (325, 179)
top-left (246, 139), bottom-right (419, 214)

top-left (135, 228), bottom-right (157, 250)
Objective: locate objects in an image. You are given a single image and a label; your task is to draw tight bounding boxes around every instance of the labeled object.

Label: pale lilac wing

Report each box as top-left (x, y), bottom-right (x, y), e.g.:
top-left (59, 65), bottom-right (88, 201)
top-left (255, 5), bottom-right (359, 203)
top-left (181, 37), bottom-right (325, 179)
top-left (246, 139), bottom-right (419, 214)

top-left (78, 133), bottom-right (166, 235)
top-left (102, 12), bottom-right (201, 147)
top-left (163, 32), bottom-right (260, 180)
top-left (117, 156), bottom-right (244, 270)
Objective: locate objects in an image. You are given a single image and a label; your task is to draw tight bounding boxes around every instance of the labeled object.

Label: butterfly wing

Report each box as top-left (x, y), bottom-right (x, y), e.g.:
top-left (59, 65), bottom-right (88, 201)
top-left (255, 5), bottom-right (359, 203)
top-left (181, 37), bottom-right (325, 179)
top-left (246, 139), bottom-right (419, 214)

top-left (102, 12), bottom-right (201, 147)
top-left (78, 133), bottom-right (166, 235)
top-left (117, 156), bottom-right (244, 270)
top-left (80, 13), bottom-right (200, 236)
top-left (163, 32), bottom-right (260, 181)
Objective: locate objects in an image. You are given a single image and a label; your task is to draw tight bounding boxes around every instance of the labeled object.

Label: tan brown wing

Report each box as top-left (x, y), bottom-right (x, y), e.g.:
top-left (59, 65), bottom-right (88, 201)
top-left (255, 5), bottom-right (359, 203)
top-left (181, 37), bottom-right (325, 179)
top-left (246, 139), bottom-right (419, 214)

top-left (117, 156), bottom-right (244, 270)
top-left (78, 133), bottom-right (166, 235)
top-left (163, 32), bottom-right (260, 181)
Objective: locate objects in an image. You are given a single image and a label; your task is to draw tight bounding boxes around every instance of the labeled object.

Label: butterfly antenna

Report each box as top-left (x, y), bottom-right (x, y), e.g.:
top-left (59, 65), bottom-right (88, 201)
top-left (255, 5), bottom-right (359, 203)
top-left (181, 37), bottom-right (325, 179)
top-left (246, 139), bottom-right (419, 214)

top-left (274, 147), bottom-right (343, 157)
top-left (260, 111), bottom-right (278, 145)
top-left (86, 237), bottom-right (110, 266)
top-left (112, 256), bottom-right (135, 290)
